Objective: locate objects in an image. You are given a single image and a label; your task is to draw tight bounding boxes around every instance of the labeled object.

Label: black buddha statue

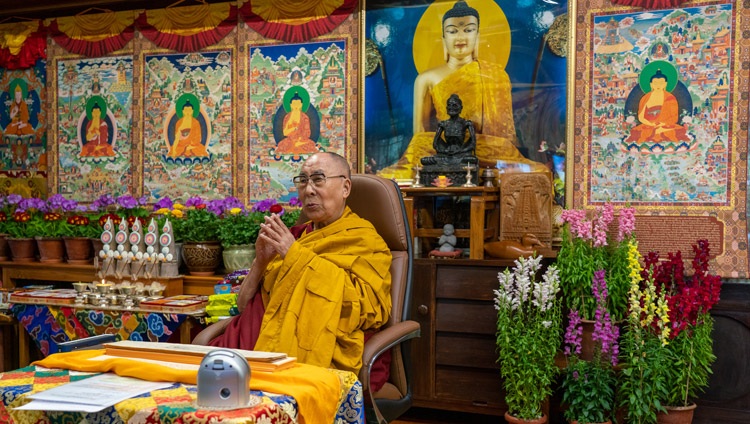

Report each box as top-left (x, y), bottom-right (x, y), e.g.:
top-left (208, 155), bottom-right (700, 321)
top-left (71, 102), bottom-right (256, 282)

top-left (420, 94), bottom-right (478, 185)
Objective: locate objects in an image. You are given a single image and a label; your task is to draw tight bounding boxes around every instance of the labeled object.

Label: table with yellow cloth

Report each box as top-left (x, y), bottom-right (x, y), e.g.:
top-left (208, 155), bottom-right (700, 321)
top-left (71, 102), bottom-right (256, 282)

top-left (0, 350), bottom-right (364, 423)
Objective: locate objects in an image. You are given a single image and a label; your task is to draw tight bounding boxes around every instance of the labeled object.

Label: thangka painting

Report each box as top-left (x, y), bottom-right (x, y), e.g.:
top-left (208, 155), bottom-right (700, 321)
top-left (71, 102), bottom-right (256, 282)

top-left (571, 0), bottom-right (750, 277)
top-left (55, 56), bottom-right (133, 201)
top-left (141, 50), bottom-right (234, 201)
top-left (247, 40), bottom-right (348, 203)
top-left (0, 61), bottom-right (47, 176)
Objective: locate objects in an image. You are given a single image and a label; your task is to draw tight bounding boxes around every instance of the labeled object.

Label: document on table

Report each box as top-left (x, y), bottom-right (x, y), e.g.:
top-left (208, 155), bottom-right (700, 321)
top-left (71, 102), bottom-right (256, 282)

top-left (16, 373), bottom-right (174, 412)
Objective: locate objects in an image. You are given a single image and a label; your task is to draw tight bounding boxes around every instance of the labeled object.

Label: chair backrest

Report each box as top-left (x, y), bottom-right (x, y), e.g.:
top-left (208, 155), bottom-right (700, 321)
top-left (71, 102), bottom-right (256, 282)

top-left (298, 174), bottom-right (414, 394)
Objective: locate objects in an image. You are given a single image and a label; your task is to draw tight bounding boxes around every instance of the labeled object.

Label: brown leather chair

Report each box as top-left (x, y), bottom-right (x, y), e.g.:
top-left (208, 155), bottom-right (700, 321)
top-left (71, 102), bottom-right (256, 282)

top-left (193, 174), bottom-right (420, 423)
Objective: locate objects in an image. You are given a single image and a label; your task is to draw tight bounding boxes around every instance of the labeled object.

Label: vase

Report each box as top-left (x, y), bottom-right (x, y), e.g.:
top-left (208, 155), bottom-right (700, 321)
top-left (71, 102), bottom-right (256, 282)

top-left (504, 412), bottom-right (548, 424)
top-left (656, 403), bottom-right (697, 424)
top-left (90, 237), bottom-right (104, 256)
top-left (222, 244), bottom-right (255, 273)
top-left (182, 241), bottom-right (222, 276)
top-left (63, 237), bottom-right (93, 264)
top-left (35, 237), bottom-right (65, 263)
top-left (7, 237), bottom-right (36, 262)
top-left (0, 234), bottom-right (8, 261)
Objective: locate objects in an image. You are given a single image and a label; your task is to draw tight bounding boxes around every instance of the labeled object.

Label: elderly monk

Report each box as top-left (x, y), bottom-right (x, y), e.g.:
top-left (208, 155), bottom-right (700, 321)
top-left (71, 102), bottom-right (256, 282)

top-left (208, 152), bottom-right (393, 376)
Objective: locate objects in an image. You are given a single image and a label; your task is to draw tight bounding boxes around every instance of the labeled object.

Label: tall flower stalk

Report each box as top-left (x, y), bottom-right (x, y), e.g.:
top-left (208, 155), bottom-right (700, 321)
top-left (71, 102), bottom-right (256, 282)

top-left (494, 255), bottom-right (562, 420)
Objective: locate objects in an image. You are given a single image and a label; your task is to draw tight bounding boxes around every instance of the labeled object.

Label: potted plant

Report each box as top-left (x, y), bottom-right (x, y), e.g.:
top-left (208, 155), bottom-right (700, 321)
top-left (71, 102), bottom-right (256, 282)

top-left (61, 209), bottom-right (102, 264)
top-left (218, 204), bottom-right (261, 273)
top-left (180, 196), bottom-right (223, 275)
top-left (618, 241), bottom-right (672, 424)
top-left (557, 204), bottom-right (635, 359)
top-left (644, 239), bottom-right (722, 423)
top-left (562, 269), bottom-right (619, 424)
top-left (494, 254), bottom-right (562, 423)
top-left (0, 194), bottom-right (10, 261)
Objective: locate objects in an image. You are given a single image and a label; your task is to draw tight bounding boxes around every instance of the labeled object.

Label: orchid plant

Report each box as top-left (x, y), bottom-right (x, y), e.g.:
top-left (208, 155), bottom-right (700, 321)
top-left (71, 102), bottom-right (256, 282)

top-left (494, 254), bottom-right (562, 421)
top-left (562, 269), bottom-right (619, 424)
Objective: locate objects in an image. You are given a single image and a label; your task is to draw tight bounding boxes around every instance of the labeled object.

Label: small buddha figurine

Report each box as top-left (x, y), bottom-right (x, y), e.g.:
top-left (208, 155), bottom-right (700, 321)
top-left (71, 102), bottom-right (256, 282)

top-left (438, 224), bottom-right (457, 252)
top-left (420, 94), bottom-right (479, 169)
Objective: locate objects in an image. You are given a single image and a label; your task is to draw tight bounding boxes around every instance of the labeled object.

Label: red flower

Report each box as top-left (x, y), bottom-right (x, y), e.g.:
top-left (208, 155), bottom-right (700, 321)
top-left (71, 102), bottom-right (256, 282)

top-left (269, 204), bottom-right (283, 214)
top-left (196, 204), bottom-right (207, 210)
top-left (0, 211), bottom-right (5, 222)
top-left (13, 211), bottom-right (30, 222)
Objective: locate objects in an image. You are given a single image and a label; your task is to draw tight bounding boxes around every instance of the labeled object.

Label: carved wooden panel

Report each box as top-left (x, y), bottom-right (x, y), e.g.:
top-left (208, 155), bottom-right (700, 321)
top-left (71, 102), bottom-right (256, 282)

top-left (498, 172), bottom-right (553, 245)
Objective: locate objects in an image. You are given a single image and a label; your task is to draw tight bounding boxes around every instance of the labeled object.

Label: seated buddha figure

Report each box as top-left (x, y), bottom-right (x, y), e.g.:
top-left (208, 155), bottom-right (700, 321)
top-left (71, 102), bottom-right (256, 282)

top-left (378, 0), bottom-right (543, 179)
top-left (5, 83), bottom-right (34, 137)
top-left (421, 94), bottom-right (478, 169)
top-left (625, 69), bottom-right (689, 144)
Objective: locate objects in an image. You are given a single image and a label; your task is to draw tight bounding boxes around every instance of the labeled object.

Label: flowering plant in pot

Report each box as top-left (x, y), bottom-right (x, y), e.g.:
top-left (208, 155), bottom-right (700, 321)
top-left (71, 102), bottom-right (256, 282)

top-left (618, 240), bottom-right (672, 424)
top-left (154, 197), bottom-right (186, 244)
top-left (179, 196), bottom-right (224, 275)
top-left (562, 269), bottom-right (619, 424)
top-left (644, 239), bottom-right (722, 421)
top-left (494, 254), bottom-right (562, 423)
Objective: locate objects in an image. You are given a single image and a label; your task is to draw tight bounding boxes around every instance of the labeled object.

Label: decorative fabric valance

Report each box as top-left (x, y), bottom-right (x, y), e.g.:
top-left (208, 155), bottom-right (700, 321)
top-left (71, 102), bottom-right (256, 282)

top-left (240, 0), bottom-right (357, 43)
top-left (46, 10), bottom-right (136, 57)
top-left (609, 0), bottom-right (689, 8)
top-left (0, 21), bottom-right (46, 69)
top-left (136, 2), bottom-right (238, 52)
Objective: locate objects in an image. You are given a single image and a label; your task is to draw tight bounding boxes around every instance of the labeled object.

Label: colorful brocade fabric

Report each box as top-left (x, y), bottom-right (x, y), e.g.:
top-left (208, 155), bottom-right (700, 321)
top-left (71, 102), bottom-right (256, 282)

top-left (0, 366), bottom-right (363, 423)
top-left (10, 304), bottom-right (186, 356)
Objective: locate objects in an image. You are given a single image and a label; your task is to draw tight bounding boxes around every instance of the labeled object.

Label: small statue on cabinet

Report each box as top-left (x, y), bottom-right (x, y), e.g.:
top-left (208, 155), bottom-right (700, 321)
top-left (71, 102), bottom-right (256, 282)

top-left (484, 233), bottom-right (548, 259)
top-left (421, 94), bottom-right (478, 169)
top-left (429, 224), bottom-right (462, 259)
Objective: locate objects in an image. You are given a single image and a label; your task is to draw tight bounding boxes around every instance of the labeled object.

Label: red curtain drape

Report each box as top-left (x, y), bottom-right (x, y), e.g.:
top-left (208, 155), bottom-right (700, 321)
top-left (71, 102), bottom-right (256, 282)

top-left (240, 0), bottom-right (358, 43)
top-left (0, 21), bottom-right (46, 69)
top-left (610, 0), bottom-right (689, 8)
top-left (136, 2), bottom-right (238, 53)
top-left (46, 11), bottom-right (136, 57)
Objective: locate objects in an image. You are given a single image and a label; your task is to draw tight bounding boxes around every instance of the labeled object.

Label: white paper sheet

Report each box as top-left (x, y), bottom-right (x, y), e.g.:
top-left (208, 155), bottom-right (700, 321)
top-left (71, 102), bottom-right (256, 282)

top-left (15, 400), bottom-right (109, 413)
top-left (22, 373), bottom-right (174, 411)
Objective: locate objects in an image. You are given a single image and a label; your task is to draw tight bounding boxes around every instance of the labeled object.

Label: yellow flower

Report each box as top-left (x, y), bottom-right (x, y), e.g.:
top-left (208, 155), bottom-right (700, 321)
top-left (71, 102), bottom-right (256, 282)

top-left (155, 207), bottom-right (170, 215)
top-left (173, 203), bottom-right (185, 210)
top-left (171, 209), bottom-right (184, 218)
top-left (230, 207), bottom-right (242, 215)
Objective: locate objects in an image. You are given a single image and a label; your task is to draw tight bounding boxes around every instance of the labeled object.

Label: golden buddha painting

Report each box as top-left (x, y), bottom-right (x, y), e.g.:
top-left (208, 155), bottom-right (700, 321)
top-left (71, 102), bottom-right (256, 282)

top-left (364, 0), bottom-right (567, 181)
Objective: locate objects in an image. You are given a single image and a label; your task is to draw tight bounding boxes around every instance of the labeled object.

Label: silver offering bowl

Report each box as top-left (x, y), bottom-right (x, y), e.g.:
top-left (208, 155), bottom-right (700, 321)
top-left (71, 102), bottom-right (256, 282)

top-left (72, 282), bottom-right (89, 293)
top-left (96, 283), bottom-right (113, 295)
top-left (119, 285), bottom-right (135, 296)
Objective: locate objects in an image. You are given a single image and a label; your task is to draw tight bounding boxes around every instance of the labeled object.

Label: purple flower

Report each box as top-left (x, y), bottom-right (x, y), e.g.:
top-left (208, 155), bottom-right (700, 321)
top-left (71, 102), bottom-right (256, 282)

top-left (564, 309), bottom-right (583, 357)
top-left (154, 197), bottom-right (174, 211)
top-left (92, 194), bottom-right (115, 210)
top-left (289, 196), bottom-right (302, 207)
top-left (185, 196), bottom-right (204, 208)
top-left (206, 199), bottom-right (225, 216)
top-left (116, 195), bottom-right (138, 210)
top-left (7, 194), bottom-right (22, 205)
top-left (252, 198), bottom-right (277, 213)
top-left (61, 199), bottom-right (78, 213)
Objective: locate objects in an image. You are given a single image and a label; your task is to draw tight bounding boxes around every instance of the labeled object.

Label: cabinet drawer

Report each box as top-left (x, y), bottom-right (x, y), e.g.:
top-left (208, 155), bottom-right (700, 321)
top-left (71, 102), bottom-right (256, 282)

top-left (436, 300), bottom-right (497, 335)
top-left (436, 266), bottom-right (500, 301)
top-left (436, 334), bottom-right (500, 369)
top-left (435, 367), bottom-right (505, 408)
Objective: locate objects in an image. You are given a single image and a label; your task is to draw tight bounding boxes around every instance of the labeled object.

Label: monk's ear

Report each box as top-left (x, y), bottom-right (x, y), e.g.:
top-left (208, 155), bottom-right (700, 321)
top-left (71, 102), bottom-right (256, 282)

top-left (342, 178), bottom-right (351, 199)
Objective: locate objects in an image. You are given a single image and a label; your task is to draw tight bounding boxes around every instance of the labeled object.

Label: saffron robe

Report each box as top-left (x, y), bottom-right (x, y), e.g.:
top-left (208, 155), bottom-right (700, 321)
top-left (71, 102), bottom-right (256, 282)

top-left (213, 207), bottom-right (392, 374)
top-left (81, 119), bottom-right (114, 157)
top-left (170, 117), bottom-right (207, 157)
top-left (5, 99), bottom-right (34, 136)
top-left (625, 91), bottom-right (689, 143)
top-left (277, 111), bottom-right (317, 154)
top-left (378, 60), bottom-right (544, 179)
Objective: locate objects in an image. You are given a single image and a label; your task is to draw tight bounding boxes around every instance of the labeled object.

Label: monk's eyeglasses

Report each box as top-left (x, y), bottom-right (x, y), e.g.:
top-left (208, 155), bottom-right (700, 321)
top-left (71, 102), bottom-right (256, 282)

top-left (292, 173), bottom-right (347, 189)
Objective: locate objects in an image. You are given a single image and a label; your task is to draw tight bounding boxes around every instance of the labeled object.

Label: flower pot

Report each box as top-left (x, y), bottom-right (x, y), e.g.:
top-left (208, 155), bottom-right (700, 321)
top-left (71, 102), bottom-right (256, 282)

top-left (579, 318), bottom-right (596, 361)
top-left (63, 237), bottom-right (93, 264)
top-left (91, 237), bottom-right (104, 256)
top-left (35, 237), bottom-right (65, 263)
top-left (505, 412), bottom-right (548, 424)
top-left (0, 234), bottom-right (8, 261)
top-left (7, 237), bottom-right (36, 262)
top-left (656, 403), bottom-right (697, 424)
top-left (570, 421), bottom-right (612, 424)
top-left (182, 241), bottom-right (222, 276)
top-left (222, 244), bottom-right (255, 273)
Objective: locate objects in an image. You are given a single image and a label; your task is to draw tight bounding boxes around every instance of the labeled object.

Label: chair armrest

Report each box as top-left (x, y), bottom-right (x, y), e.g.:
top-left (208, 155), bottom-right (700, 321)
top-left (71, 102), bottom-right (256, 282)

top-left (192, 318), bottom-right (232, 345)
top-left (359, 320), bottom-right (421, 386)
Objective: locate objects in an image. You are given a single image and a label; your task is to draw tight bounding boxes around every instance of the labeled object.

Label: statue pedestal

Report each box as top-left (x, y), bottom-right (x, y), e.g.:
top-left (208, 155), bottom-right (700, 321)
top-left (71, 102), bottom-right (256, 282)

top-left (420, 164), bottom-right (476, 187)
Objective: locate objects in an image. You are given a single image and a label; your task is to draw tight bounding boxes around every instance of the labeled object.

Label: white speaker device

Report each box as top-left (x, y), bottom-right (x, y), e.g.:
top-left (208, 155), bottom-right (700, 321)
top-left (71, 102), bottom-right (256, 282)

top-left (197, 348), bottom-right (253, 409)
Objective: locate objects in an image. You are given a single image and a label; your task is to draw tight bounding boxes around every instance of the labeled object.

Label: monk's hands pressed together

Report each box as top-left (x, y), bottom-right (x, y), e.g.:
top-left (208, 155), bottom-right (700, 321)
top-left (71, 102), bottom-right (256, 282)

top-left (257, 213), bottom-right (296, 260)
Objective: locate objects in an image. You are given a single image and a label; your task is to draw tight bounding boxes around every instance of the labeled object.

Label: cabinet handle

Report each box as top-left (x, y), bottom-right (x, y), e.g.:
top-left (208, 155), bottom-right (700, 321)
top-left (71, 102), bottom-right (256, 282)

top-left (417, 305), bottom-right (428, 315)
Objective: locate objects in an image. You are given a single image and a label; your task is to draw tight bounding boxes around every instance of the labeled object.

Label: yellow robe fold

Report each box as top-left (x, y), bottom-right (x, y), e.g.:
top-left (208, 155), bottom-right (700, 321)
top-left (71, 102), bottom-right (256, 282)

top-left (256, 206), bottom-right (392, 374)
top-left (378, 60), bottom-right (544, 179)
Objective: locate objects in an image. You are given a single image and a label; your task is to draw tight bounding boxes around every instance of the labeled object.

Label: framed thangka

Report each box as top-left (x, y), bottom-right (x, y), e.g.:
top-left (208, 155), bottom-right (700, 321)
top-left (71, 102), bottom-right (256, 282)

top-left (55, 56), bottom-right (133, 201)
top-left (141, 50), bottom-right (234, 201)
top-left (0, 60), bottom-right (47, 197)
top-left (247, 40), bottom-right (349, 203)
top-left (570, 0), bottom-right (749, 277)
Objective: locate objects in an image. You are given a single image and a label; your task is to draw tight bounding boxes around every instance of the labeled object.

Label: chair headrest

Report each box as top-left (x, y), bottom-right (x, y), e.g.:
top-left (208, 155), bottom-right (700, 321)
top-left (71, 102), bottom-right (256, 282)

top-left (347, 174), bottom-right (409, 253)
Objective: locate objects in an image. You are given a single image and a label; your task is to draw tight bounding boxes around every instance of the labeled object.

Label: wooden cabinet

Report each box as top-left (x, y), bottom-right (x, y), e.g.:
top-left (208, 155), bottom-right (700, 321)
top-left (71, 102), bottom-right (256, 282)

top-left (411, 258), bottom-right (511, 416)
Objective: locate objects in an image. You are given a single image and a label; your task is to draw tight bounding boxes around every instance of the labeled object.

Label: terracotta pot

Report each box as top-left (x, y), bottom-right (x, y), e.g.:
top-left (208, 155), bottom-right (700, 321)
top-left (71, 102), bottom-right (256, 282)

top-left (35, 237), bottom-right (65, 263)
top-left (0, 234), bottom-right (8, 261)
top-left (91, 237), bottom-right (104, 256)
top-left (579, 318), bottom-right (596, 361)
top-left (7, 237), bottom-right (37, 262)
top-left (570, 420), bottom-right (612, 424)
top-left (182, 241), bottom-right (222, 276)
top-left (63, 237), bottom-right (93, 264)
top-left (656, 403), bottom-right (697, 424)
top-left (504, 412), bottom-right (548, 424)
top-left (222, 244), bottom-right (255, 273)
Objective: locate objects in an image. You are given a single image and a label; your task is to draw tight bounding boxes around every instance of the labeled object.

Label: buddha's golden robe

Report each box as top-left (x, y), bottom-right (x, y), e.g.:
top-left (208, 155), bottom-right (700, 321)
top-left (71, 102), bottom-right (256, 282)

top-left (378, 60), bottom-right (543, 179)
top-left (170, 117), bottom-right (207, 157)
top-left (255, 207), bottom-right (392, 374)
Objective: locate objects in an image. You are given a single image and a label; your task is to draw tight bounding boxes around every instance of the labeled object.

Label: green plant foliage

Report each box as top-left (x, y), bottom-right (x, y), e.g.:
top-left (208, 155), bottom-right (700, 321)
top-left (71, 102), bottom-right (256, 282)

top-left (218, 211), bottom-right (264, 247)
top-left (662, 313), bottom-right (715, 407)
top-left (181, 207), bottom-right (220, 243)
top-left (562, 359), bottom-right (616, 424)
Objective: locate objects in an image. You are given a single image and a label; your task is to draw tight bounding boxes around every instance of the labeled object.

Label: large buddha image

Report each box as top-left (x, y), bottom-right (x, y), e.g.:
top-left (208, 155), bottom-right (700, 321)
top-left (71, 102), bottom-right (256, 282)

top-left (273, 87), bottom-right (320, 156)
top-left (377, 0), bottom-right (544, 179)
